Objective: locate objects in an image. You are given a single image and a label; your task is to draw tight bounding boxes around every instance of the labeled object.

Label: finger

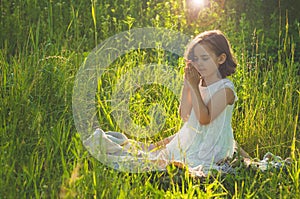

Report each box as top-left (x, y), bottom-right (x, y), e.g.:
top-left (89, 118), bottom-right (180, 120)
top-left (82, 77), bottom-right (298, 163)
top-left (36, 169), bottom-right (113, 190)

top-left (185, 65), bottom-right (192, 73)
top-left (185, 59), bottom-right (192, 64)
top-left (190, 65), bottom-right (200, 75)
top-left (189, 62), bottom-right (195, 68)
top-left (184, 67), bottom-right (189, 74)
top-left (187, 67), bottom-right (196, 75)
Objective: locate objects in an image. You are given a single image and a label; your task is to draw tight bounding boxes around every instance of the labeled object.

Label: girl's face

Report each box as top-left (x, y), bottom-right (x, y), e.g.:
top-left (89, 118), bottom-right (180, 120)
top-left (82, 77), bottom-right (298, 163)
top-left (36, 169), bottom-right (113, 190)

top-left (191, 44), bottom-right (221, 79)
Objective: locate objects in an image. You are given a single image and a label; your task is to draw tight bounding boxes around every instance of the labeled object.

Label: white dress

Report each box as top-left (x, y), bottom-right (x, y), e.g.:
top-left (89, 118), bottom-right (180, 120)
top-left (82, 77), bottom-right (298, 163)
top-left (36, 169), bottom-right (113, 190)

top-left (157, 78), bottom-right (238, 170)
top-left (84, 78), bottom-right (238, 173)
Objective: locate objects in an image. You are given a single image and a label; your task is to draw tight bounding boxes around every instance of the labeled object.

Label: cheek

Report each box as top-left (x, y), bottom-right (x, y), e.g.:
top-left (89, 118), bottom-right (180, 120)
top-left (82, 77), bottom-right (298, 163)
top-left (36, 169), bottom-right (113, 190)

top-left (193, 65), bottom-right (202, 74)
top-left (207, 59), bottom-right (218, 68)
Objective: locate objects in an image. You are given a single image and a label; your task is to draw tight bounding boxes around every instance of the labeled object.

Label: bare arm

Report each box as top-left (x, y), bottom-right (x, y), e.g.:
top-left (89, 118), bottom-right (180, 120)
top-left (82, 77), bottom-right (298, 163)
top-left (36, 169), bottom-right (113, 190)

top-left (185, 65), bottom-right (235, 125)
top-left (189, 85), bottom-right (235, 124)
top-left (179, 79), bottom-right (192, 122)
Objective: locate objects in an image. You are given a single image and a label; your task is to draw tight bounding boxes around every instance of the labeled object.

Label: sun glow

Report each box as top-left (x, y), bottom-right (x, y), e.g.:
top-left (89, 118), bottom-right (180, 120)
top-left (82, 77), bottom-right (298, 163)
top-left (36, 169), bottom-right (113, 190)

top-left (191, 0), bottom-right (205, 7)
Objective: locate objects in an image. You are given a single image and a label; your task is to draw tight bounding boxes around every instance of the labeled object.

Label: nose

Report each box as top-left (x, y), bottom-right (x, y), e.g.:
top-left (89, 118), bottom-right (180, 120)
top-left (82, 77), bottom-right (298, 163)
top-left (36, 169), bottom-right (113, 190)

top-left (192, 60), bottom-right (201, 68)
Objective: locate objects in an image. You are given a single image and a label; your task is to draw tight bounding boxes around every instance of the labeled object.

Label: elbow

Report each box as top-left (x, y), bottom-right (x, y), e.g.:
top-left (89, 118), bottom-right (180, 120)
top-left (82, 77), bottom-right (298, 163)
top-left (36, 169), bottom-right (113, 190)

top-left (180, 112), bottom-right (189, 122)
top-left (197, 108), bottom-right (211, 125)
top-left (198, 118), bottom-right (211, 125)
top-left (179, 107), bottom-right (190, 122)
top-left (198, 113), bottom-right (211, 125)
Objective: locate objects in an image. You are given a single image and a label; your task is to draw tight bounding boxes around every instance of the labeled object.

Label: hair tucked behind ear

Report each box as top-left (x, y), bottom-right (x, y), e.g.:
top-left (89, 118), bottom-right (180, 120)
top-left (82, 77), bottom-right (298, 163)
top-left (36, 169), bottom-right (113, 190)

top-left (184, 30), bottom-right (237, 78)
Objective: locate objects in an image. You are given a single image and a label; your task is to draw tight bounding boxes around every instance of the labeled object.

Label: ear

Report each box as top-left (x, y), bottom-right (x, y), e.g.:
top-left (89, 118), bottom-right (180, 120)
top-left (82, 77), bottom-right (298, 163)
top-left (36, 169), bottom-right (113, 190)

top-left (217, 53), bottom-right (227, 65)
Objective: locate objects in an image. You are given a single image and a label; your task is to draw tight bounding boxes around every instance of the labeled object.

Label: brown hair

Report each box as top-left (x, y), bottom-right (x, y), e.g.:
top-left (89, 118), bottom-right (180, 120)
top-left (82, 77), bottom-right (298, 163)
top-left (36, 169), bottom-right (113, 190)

top-left (185, 30), bottom-right (237, 78)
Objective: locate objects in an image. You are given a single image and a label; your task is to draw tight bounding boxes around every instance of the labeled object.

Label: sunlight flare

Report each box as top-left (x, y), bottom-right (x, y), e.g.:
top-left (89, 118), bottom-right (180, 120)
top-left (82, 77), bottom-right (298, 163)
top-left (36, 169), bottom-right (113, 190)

top-left (191, 0), bottom-right (206, 7)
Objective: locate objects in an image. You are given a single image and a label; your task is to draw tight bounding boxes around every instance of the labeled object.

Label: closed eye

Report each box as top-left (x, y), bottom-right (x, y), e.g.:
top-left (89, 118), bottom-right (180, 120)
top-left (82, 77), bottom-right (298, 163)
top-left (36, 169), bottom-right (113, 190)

top-left (202, 56), bottom-right (209, 61)
top-left (193, 55), bottom-right (209, 62)
top-left (200, 55), bottom-right (209, 61)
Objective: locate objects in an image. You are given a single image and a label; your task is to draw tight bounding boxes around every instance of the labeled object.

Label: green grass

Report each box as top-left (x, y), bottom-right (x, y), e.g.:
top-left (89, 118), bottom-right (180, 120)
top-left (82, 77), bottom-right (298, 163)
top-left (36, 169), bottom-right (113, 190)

top-left (0, 0), bottom-right (299, 198)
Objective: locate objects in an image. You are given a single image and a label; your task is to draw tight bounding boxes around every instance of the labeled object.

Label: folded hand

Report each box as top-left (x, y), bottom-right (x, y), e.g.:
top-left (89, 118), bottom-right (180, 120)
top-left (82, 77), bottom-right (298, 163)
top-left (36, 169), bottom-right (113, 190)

top-left (184, 60), bottom-right (201, 88)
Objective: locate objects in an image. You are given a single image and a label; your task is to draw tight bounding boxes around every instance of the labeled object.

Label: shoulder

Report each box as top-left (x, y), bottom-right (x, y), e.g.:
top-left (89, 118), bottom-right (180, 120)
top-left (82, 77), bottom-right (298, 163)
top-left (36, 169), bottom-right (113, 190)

top-left (221, 79), bottom-right (237, 100)
top-left (218, 78), bottom-right (235, 89)
top-left (216, 79), bottom-right (237, 105)
top-left (224, 87), bottom-right (235, 105)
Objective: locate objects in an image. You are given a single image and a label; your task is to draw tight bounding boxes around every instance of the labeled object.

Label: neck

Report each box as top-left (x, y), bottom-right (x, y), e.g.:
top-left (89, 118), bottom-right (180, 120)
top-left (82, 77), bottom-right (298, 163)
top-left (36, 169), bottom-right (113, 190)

top-left (201, 75), bottom-right (222, 87)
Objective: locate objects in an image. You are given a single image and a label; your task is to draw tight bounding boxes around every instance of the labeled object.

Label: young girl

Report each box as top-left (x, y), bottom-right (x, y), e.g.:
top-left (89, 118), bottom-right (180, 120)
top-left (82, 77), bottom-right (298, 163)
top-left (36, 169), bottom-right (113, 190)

top-left (84, 30), bottom-right (249, 173)
top-left (150, 30), bottom-right (242, 170)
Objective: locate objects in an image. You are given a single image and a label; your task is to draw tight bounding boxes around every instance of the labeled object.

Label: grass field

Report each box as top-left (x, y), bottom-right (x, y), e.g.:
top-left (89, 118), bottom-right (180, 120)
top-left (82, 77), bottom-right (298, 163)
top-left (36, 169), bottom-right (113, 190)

top-left (0, 0), bottom-right (299, 198)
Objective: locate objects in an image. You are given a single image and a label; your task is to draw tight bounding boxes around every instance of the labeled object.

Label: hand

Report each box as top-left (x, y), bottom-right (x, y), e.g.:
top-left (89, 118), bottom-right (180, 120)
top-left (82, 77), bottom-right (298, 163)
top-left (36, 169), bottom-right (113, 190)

top-left (184, 60), bottom-right (201, 88)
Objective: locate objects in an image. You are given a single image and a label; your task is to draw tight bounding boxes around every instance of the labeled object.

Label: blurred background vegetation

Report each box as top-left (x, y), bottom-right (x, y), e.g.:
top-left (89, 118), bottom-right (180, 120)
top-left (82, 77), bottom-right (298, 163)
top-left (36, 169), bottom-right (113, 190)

top-left (0, 0), bottom-right (299, 197)
top-left (0, 0), bottom-right (299, 57)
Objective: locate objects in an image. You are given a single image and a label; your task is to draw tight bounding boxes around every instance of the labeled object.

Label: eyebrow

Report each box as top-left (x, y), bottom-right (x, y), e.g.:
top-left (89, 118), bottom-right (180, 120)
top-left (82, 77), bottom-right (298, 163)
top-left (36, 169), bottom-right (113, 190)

top-left (195, 54), bottom-right (209, 57)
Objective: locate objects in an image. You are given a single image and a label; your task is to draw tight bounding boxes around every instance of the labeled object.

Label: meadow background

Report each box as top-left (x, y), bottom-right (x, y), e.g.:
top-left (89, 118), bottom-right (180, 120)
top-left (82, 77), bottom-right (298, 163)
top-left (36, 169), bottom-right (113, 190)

top-left (0, 0), bottom-right (299, 198)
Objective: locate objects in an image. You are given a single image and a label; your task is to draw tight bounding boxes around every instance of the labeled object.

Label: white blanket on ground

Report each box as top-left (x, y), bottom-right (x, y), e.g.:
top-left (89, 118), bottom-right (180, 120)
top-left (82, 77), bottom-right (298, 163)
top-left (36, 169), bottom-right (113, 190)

top-left (83, 128), bottom-right (164, 172)
top-left (83, 129), bottom-right (291, 176)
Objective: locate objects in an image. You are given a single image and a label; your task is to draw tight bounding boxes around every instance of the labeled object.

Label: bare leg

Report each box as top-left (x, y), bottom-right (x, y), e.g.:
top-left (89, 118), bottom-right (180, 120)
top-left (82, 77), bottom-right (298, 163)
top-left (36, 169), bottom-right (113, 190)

top-left (234, 141), bottom-right (253, 167)
top-left (234, 141), bottom-right (251, 159)
top-left (153, 134), bottom-right (176, 148)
